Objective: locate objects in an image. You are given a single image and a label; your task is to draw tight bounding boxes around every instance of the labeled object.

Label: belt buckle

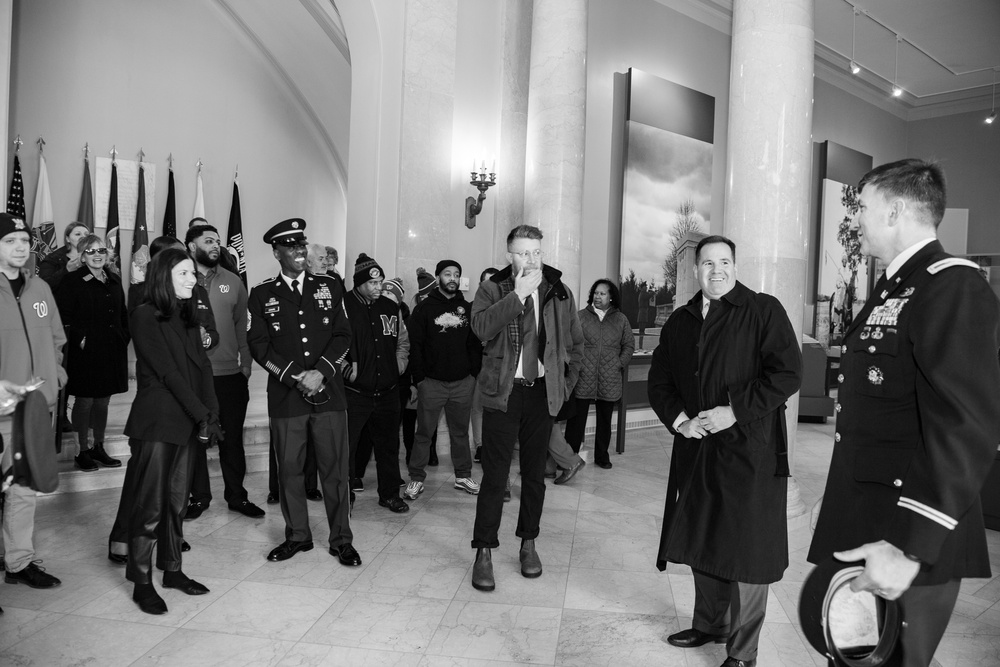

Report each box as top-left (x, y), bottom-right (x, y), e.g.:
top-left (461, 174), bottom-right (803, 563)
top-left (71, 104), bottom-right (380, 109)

top-left (517, 379), bottom-right (535, 387)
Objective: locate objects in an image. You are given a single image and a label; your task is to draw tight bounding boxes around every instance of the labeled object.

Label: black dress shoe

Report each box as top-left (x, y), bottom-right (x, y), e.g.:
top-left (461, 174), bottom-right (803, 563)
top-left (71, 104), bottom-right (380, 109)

top-left (666, 628), bottom-right (728, 648)
top-left (554, 460), bottom-right (586, 485)
top-left (596, 461), bottom-right (613, 470)
top-left (108, 550), bottom-right (128, 565)
top-left (720, 659), bottom-right (755, 667)
top-left (229, 500), bottom-right (266, 518)
top-left (181, 541), bottom-right (191, 552)
top-left (306, 489), bottom-right (323, 501)
top-left (133, 583), bottom-right (167, 615)
top-left (267, 540), bottom-right (314, 562)
top-left (266, 492), bottom-right (279, 505)
top-left (378, 496), bottom-right (409, 513)
top-left (4, 561), bottom-right (60, 588)
top-left (162, 571), bottom-right (210, 595)
top-left (184, 500), bottom-right (207, 521)
top-left (329, 543), bottom-right (362, 566)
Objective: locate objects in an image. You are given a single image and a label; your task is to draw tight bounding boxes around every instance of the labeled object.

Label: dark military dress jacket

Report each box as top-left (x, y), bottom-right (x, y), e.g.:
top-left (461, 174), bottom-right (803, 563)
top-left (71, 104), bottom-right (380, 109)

top-left (809, 240), bottom-right (1000, 585)
top-left (248, 272), bottom-right (352, 418)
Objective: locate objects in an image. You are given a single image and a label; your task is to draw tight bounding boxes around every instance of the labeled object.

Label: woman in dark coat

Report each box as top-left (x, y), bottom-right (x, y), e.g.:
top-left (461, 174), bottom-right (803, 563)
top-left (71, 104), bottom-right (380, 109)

top-left (564, 279), bottom-right (635, 468)
top-left (54, 233), bottom-right (130, 470)
top-left (38, 221), bottom-right (89, 293)
top-left (123, 248), bottom-right (220, 615)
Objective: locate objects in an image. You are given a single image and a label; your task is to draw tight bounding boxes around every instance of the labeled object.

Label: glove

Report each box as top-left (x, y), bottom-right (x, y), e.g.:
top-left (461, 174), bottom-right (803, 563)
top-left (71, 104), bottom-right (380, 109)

top-left (198, 414), bottom-right (225, 448)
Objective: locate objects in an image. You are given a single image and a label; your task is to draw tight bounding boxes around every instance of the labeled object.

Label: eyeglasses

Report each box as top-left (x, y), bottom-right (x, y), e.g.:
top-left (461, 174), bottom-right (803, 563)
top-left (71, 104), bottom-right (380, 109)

top-left (83, 248), bottom-right (109, 256)
top-left (510, 249), bottom-right (544, 260)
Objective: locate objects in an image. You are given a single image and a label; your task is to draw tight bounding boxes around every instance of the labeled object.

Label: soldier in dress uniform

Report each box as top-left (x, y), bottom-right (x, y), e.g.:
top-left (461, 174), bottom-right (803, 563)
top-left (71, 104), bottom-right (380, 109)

top-left (808, 159), bottom-right (1000, 667)
top-left (247, 218), bottom-right (361, 566)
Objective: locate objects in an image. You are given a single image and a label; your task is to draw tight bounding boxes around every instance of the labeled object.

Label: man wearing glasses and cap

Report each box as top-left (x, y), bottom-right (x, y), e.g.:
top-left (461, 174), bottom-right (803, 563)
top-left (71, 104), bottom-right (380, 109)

top-left (247, 218), bottom-right (360, 566)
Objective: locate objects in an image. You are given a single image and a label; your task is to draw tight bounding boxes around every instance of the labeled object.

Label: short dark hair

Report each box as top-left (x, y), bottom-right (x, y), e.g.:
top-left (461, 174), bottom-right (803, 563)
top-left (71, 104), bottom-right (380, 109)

top-left (188, 217), bottom-right (208, 229)
top-left (695, 235), bottom-right (736, 263)
top-left (185, 224), bottom-right (220, 246)
top-left (150, 235), bottom-right (183, 258)
top-left (588, 279), bottom-right (621, 309)
top-left (480, 267), bottom-right (499, 283)
top-left (145, 247), bottom-right (197, 326)
top-left (506, 224), bottom-right (543, 246)
top-left (858, 158), bottom-right (946, 228)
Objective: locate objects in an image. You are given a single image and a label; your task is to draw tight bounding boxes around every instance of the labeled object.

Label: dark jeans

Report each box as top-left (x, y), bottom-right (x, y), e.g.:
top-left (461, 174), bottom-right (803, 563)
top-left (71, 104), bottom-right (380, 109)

top-left (190, 373), bottom-right (252, 506)
top-left (126, 439), bottom-right (195, 585)
top-left (472, 382), bottom-right (553, 549)
top-left (348, 390), bottom-right (403, 500)
top-left (564, 397), bottom-right (615, 465)
top-left (71, 395), bottom-right (110, 447)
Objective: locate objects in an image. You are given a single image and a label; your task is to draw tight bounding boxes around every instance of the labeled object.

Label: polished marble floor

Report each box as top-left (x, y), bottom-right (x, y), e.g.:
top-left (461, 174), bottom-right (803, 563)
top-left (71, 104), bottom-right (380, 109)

top-left (3, 420), bottom-right (1000, 666)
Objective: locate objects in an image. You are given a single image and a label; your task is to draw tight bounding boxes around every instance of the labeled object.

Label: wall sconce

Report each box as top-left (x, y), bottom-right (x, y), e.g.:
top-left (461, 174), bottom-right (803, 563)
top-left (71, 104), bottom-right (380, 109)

top-left (465, 160), bottom-right (497, 229)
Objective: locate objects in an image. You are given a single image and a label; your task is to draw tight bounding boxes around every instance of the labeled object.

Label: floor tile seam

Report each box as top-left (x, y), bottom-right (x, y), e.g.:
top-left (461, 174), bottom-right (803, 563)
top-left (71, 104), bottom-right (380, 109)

top-left (0, 607), bottom-right (68, 653)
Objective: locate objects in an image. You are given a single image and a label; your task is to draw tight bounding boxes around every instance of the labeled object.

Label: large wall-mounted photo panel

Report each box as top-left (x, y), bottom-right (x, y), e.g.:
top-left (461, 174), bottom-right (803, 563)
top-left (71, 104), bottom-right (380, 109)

top-left (815, 141), bottom-right (873, 347)
top-left (618, 68), bottom-right (714, 353)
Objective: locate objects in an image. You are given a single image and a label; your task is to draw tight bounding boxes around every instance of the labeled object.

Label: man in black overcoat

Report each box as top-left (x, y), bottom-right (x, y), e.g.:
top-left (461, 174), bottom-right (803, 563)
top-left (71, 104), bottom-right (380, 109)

top-left (247, 218), bottom-right (361, 567)
top-left (808, 159), bottom-right (1000, 667)
top-left (648, 235), bottom-right (802, 667)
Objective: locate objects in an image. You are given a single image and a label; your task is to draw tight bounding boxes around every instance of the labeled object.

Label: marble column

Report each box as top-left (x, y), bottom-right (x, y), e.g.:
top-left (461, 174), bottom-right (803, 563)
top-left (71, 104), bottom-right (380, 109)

top-left (523, 0), bottom-right (587, 296)
top-left (723, 0), bottom-right (814, 521)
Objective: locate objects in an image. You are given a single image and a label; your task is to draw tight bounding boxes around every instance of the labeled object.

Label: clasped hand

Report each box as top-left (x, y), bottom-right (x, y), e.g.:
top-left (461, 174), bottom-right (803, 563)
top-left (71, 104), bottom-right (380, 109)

top-left (679, 406), bottom-right (736, 439)
top-left (292, 369), bottom-right (325, 396)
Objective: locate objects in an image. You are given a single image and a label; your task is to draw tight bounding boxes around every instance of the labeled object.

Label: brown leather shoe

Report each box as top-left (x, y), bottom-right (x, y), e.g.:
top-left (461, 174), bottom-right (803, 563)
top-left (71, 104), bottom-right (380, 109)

top-left (666, 628), bottom-right (728, 648)
top-left (519, 539), bottom-right (542, 578)
top-left (472, 548), bottom-right (495, 591)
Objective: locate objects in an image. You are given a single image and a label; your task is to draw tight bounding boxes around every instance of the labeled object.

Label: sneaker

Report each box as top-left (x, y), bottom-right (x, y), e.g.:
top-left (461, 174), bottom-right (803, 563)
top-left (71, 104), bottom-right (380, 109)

top-left (74, 448), bottom-right (98, 472)
top-left (455, 478), bottom-right (480, 495)
top-left (379, 496), bottom-right (410, 513)
top-left (4, 561), bottom-right (61, 588)
top-left (504, 478), bottom-right (512, 502)
top-left (403, 481), bottom-right (424, 500)
top-left (351, 478), bottom-right (364, 493)
top-left (474, 446), bottom-right (482, 463)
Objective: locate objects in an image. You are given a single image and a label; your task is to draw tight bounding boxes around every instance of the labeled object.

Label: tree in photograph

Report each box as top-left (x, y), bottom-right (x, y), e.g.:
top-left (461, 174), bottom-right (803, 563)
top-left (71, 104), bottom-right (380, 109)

top-left (661, 199), bottom-right (704, 293)
top-left (835, 184), bottom-right (863, 335)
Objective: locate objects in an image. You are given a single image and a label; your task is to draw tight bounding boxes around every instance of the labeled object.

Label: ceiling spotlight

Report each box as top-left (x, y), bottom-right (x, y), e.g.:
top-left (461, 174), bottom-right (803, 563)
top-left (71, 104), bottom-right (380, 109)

top-left (891, 35), bottom-right (903, 98)
top-left (892, 86), bottom-right (903, 97)
top-left (987, 68), bottom-right (997, 125)
top-left (987, 112), bottom-right (997, 125)
top-left (849, 9), bottom-right (861, 75)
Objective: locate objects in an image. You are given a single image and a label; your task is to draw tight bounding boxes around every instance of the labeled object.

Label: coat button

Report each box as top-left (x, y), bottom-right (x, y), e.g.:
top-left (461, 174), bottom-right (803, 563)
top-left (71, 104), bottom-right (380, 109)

top-left (304, 351), bottom-right (311, 357)
top-left (299, 310), bottom-right (304, 315)
top-left (893, 479), bottom-right (902, 487)
top-left (868, 345), bottom-right (876, 353)
top-left (838, 373), bottom-right (844, 383)
top-left (835, 403), bottom-right (841, 412)
top-left (300, 324), bottom-right (305, 329)
top-left (302, 337), bottom-right (308, 343)
top-left (834, 432), bottom-right (841, 442)
top-left (841, 345), bottom-right (847, 353)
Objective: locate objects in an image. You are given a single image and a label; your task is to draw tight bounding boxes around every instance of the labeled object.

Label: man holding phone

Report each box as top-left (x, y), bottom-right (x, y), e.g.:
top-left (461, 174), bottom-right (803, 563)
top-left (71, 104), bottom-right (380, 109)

top-left (0, 212), bottom-right (67, 589)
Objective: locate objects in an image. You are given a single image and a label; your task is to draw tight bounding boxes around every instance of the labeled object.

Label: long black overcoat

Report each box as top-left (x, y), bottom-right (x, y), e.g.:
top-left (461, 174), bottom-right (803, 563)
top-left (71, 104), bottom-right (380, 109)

top-left (647, 281), bottom-right (802, 584)
top-left (55, 267), bottom-right (130, 398)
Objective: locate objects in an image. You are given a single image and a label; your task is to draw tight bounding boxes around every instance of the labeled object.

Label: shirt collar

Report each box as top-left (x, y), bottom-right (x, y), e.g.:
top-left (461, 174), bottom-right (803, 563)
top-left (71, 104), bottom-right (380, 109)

top-left (279, 271), bottom-right (305, 291)
top-left (886, 237), bottom-right (936, 279)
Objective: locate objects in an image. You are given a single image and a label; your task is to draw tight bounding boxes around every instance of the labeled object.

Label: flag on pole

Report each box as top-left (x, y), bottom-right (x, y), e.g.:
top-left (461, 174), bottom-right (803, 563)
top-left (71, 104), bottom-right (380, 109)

top-left (106, 161), bottom-right (121, 272)
top-left (6, 154), bottom-right (25, 219)
top-left (226, 180), bottom-right (247, 286)
top-left (192, 166), bottom-right (205, 221)
top-left (77, 156), bottom-right (95, 230)
top-left (130, 165), bottom-right (150, 284)
top-left (30, 152), bottom-right (57, 270)
top-left (163, 168), bottom-right (176, 238)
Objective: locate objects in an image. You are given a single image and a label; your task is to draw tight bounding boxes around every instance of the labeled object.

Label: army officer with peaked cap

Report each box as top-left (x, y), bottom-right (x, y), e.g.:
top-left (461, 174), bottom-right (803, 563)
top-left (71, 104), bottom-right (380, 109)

top-left (247, 218), bottom-right (361, 566)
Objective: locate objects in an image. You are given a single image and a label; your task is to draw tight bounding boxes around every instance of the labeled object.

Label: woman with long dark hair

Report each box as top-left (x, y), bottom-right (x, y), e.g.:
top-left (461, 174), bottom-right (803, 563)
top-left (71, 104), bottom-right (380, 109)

top-left (564, 279), bottom-right (635, 469)
top-left (123, 248), bottom-right (221, 614)
top-left (55, 233), bottom-right (130, 470)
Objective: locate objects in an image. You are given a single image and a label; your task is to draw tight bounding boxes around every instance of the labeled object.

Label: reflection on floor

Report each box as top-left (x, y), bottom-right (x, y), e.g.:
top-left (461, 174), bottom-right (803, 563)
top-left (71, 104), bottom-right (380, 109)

top-left (2, 421), bottom-right (999, 666)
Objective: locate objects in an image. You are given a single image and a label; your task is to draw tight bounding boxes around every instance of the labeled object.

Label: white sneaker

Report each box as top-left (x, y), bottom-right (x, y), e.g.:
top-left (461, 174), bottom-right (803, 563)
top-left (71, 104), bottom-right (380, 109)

top-left (455, 478), bottom-right (480, 495)
top-left (403, 481), bottom-right (424, 500)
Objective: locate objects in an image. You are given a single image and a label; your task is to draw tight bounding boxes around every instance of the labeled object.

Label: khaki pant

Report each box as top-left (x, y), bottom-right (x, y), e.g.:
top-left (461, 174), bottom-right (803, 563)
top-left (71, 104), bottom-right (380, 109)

top-left (1, 419), bottom-right (39, 573)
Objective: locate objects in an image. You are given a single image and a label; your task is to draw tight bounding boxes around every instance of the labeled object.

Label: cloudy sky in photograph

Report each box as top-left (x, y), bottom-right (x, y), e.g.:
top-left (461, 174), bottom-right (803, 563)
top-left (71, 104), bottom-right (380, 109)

top-left (621, 122), bottom-right (713, 288)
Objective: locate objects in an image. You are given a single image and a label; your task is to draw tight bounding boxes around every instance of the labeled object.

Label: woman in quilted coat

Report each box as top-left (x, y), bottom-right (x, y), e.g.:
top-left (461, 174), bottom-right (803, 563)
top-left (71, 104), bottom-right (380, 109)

top-left (564, 279), bottom-right (634, 468)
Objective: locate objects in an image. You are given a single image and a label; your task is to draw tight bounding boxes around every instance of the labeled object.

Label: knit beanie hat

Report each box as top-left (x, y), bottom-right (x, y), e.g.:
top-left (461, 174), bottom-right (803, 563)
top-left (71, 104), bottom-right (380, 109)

top-left (383, 277), bottom-right (404, 302)
top-left (435, 259), bottom-right (462, 277)
top-left (353, 253), bottom-right (384, 287)
top-left (416, 267), bottom-right (437, 298)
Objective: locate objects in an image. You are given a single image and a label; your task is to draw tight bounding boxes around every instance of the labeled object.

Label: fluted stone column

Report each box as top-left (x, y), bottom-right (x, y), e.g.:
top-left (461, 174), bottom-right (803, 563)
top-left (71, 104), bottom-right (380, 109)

top-left (523, 0), bottom-right (587, 295)
top-left (724, 0), bottom-right (814, 522)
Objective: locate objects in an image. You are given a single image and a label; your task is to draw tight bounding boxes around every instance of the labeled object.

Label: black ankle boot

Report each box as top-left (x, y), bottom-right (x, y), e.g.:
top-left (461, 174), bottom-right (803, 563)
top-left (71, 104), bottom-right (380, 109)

top-left (471, 548), bottom-right (495, 591)
top-left (90, 442), bottom-right (122, 468)
top-left (133, 582), bottom-right (167, 615)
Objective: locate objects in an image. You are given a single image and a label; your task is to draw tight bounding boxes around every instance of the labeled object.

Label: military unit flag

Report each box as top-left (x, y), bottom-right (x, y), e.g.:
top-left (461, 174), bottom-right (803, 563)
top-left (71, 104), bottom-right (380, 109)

top-left (227, 180), bottom-right (247, 286)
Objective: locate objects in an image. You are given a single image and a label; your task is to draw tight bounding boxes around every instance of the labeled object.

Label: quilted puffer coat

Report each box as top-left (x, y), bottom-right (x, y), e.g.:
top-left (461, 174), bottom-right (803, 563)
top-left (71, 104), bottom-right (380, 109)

top-left (574, 306), bottom-right (634, 401)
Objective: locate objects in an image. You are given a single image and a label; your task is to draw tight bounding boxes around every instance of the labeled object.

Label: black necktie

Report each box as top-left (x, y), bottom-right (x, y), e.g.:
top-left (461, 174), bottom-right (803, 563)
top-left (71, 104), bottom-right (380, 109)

top-left (521, 294), bottom-right (538, 381)
top-left (291, 279), bottom-right (301, 303)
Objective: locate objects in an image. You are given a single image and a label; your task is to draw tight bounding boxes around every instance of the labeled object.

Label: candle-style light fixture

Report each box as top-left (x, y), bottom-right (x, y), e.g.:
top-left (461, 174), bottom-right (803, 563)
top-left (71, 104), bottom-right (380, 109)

top-left (465, 158), bottom-right (496, 229)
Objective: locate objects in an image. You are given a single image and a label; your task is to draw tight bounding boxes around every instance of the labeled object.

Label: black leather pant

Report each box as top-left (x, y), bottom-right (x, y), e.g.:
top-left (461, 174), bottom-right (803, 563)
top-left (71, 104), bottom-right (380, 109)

top-left (125, 438), bottom-right (195, 585)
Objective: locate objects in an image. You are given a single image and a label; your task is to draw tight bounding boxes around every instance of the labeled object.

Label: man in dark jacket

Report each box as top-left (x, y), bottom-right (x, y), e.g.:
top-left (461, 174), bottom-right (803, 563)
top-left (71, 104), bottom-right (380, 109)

top-left (647, 235), bottom-right (802, 667)
top-left (469, 224), bottom-right (583, 593)
top-left (403, 259), bottom-right (482, 502)
top-left (343, 253), bottom-right (410, 513)
top-left (248, 218), bottom-right (360, 567)
top-left (808, 160), bottom-right (1000, 667)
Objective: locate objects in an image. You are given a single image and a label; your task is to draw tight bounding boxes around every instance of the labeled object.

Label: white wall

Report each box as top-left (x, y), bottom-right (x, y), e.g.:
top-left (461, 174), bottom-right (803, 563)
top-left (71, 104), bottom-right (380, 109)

top-left (8, 0), bottom-right (347, 286)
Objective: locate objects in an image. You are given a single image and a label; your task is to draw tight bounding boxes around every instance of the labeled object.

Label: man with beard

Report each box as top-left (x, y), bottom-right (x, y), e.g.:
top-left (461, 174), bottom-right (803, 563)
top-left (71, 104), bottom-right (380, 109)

top-left (184, 225), bottom-right (264, 519)
top-left (403, 260), bottom-right (482, 502)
